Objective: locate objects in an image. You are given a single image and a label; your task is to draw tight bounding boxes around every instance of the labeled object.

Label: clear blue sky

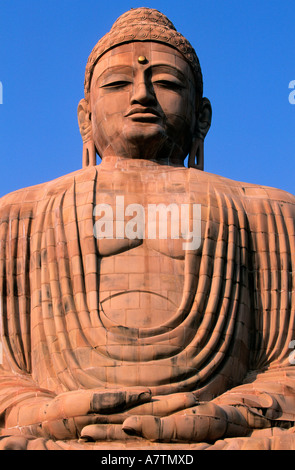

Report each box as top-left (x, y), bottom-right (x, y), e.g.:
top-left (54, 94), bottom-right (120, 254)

top-left (0, 0), bottom-right (294, 198)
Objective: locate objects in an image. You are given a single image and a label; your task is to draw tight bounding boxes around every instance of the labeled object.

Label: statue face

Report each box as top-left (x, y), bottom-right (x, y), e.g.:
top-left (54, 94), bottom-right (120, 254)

top-left (89, 42), bottom-right (198, 163)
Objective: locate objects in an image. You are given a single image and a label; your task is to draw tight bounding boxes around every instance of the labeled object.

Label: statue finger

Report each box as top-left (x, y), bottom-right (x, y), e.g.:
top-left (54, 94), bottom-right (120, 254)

top-left (90, 387), bottom-right (152, 414)
top-left (42, 387), bottom-right (151, 421)
top-left (80, 424), bottom-right (139, 442)
top-left (128, 392), bottom-right (198, 417)
top-left (122, 412), bottom-right (227, 443)
top-left (39, 417), bottom-right (78, 440)
top-left (73, 410), bottom-right (133, 434)
top-left (122, 415), bottom-right (170, 441)
top-left (0, 436), bottom-right (29, 450)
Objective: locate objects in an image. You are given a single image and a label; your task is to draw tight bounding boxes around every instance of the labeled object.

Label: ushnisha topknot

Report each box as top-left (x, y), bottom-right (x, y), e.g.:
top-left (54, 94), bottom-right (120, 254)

top-left (84, 7), bottom-right (203, 101)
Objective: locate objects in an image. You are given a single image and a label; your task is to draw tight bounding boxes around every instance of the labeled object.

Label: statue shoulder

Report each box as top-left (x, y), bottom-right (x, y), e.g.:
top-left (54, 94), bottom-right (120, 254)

top-left (0, 170), bottom-right (79, 222)
top-left (189, 170), bottom-right (295, 221)
top-left (260, 185), bottom-right (295, 205)
top-left (0, 186), bottom-right (37, 220)
top-left (0, 166), bottom-right (90, 218)
top-left (235, 181), bottom-right (295, 221)
top-left (239, 182), bottom-right (295, 209)
top-left (193, 169), bottom-right (295, 204)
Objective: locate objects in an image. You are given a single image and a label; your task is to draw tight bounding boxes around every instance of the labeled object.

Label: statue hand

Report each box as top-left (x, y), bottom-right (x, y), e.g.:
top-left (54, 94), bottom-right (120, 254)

top-left (80, 392), bottom-right (199, 442)
top-left (121, 403), bottom-right (250, 443)
top-left (4, 387), bottom-right (151, 440)
top-left (0, 436), bottom-right (29, 450)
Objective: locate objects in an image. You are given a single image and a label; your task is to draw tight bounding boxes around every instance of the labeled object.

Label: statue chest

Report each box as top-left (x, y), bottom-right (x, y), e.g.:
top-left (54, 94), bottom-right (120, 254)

top-left (90, 167), bottom-right (204, 328)
top-left (93, 166), bottom-right (204, 257)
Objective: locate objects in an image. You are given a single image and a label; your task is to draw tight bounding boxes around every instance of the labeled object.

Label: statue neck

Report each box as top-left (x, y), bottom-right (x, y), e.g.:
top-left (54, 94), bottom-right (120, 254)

top-left (99, 155), bottom-right (185, 170)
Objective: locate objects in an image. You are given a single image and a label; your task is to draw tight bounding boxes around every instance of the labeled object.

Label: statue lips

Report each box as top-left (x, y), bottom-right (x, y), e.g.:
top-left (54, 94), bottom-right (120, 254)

top-left (125, 107), bottom-right (162, 123)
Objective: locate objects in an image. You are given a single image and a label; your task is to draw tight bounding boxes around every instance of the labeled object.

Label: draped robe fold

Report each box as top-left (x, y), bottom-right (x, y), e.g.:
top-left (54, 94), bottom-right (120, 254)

top-left (0, 159), bottom-right (295, 447)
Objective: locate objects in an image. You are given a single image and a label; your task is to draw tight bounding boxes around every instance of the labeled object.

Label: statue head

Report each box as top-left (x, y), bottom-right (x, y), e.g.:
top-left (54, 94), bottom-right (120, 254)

top-left (78, 7), bottom-right (212, 169)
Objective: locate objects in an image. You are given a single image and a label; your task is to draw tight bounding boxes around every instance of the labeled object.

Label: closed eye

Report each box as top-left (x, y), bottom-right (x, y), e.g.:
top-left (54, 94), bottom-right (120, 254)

top-left (100, 80), bottom-right (131, 89)
top-left (153, 80), bottom-right (184, 90)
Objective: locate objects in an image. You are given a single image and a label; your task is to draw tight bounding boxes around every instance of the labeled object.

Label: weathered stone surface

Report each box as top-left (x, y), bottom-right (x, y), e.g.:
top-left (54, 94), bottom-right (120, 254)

top-left (0, 7), bottom-right (295, 450)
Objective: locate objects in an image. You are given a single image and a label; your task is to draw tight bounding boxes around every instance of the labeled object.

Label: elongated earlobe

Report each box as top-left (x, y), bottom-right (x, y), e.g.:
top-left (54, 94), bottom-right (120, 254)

top-left (188, 97), bottom-right (212, 171)
top-left (188, 138), bottom-right (204, 171)
top-left (78, 99), bottom-right (97, 168)
top-left (82, 140), bottom-right (96, 168)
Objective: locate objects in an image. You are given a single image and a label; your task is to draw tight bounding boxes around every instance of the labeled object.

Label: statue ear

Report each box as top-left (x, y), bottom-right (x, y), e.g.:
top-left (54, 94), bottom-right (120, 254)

top-left (188, 97), bottom-right (212, 171)
top-left (77, 98), bottom-right (97, 168)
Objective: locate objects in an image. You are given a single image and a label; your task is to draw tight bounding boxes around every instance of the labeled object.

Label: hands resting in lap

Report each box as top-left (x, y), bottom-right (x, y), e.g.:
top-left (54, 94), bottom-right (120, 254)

top-left (1, 386), bottom-right (269, 449)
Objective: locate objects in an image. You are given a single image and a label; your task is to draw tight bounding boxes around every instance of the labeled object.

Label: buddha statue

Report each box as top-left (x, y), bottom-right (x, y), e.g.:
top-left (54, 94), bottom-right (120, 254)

top-left (0, 8), bottom-right (295, 451)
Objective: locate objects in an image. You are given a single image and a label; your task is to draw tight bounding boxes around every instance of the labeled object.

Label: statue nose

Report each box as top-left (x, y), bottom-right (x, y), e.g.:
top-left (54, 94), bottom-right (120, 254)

top-left (130, 81), bottom-right (156, 106)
